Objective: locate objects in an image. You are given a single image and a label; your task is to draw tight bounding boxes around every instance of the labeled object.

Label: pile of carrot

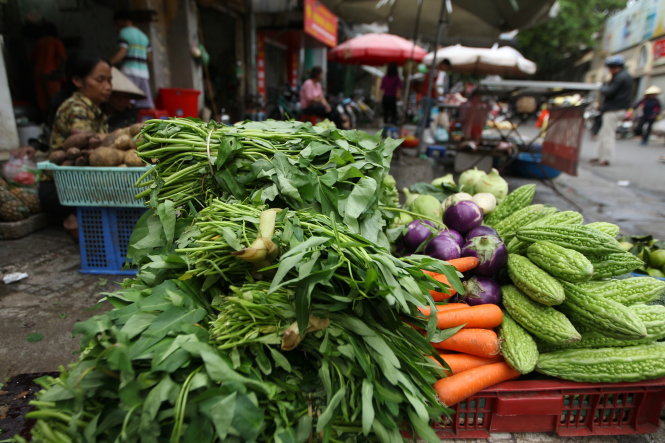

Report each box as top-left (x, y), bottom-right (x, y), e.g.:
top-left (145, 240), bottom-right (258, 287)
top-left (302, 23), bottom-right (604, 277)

top-left (422, 256), bottom-right (479, 300)
top-left (419, 257), bottom-right (519, 407)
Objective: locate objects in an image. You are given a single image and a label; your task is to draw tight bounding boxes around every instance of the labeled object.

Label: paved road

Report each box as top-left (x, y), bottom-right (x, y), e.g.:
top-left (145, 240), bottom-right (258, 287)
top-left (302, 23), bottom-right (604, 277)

top-left (580, 132), bottom-right (664, 196)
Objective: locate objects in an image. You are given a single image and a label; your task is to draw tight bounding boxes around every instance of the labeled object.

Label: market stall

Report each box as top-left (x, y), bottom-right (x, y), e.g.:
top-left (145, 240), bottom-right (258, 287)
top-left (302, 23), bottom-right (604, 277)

top-left (4, 118), bottom-right (665, 441)
top-left (429, 79), bottom-right (602, 177)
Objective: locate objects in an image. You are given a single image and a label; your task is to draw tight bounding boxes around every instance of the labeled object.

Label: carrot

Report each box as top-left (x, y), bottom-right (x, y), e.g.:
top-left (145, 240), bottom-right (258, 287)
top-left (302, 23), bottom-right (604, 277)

top-left (434, 304), bottom-right (503, 329)
top-left (433, 362), bottom-right (521, 406)
top-left (431, 328), bottom-right (500, 358)
top-left (417, 303), bottom-right (469, 316)
top-left (421, 257), bottom-right (479, 301)
top-left (421, 270), bottom-right (456, 301)
top-left (445, 257), bottom-right (480, 273)
top-left (429, 353), bottom-right (503, 375)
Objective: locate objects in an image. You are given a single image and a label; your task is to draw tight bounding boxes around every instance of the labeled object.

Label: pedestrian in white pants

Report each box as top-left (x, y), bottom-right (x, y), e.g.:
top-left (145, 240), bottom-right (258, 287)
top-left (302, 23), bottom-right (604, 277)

top-left (592, 55), bottom-right (633, 167)
top-left (595, 109), bottom-right (624, 165)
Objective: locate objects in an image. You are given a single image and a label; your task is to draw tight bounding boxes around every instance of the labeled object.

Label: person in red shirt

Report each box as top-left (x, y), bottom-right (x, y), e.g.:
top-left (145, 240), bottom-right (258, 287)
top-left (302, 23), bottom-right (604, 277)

top-left (380, 63), bottom-right (403, 125)
top-left (33, 21), bottom-right (67, 117)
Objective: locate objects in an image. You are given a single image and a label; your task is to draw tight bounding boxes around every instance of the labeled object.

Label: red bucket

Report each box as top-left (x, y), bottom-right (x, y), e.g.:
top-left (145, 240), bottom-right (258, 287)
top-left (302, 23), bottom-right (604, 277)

top-left (158, 88), bottom-right (200, 118)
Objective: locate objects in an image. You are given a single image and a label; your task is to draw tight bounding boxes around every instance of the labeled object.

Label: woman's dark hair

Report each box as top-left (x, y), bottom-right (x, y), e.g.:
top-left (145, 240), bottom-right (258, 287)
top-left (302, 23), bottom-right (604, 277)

top-left (48, 53), bottom-right (109, 123)
top-left (386, 63), bottom-right (398, 77)
top-left (64, 52), bottom-right (109, 92)
top-left (309, 66), bottom-right (323, 79)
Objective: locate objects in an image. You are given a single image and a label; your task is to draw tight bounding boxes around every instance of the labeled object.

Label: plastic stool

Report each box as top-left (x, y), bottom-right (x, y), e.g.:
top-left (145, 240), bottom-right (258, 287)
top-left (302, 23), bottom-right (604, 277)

top-left (300, 114), bottom-right (319, 124)
top-left (426, 145), bottom-right (448, 158)
top-left (382, 125), bottom-right (399, 139)
top-left (138, 109), bottom-right (169, 122)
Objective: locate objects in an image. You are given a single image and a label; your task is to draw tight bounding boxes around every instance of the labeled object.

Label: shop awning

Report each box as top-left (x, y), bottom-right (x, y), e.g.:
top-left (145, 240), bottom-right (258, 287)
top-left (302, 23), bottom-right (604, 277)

top-left (319, 0), bottom-right (557, 44)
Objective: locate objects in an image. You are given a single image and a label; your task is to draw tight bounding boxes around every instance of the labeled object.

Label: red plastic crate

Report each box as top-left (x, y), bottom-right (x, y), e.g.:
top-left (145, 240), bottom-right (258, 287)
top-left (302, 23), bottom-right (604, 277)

top-left (434, 377), bottom-right (665, 437)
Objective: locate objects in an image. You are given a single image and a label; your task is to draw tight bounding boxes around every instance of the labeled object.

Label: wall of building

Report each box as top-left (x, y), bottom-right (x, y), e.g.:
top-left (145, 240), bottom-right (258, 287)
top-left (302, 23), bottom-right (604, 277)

top-left (0, 37), bottom-right (19, 154)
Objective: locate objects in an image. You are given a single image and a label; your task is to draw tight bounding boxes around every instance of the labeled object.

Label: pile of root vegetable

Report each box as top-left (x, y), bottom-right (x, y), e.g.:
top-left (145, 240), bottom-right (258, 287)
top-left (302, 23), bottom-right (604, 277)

top-left (26, 119), bottom-right (464, 442)
top-left (47, 123), bottom-right (144, 167)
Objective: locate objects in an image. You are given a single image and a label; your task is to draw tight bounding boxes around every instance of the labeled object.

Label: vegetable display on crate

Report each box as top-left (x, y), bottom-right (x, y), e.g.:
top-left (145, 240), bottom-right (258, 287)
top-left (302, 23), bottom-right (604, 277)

top-left (24, 122), bottom-right (665, 440)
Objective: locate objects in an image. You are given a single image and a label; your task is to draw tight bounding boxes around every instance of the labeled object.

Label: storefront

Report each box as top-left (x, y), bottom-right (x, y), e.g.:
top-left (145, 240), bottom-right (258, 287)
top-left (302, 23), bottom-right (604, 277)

top-left (254, 0), bottom-right (337, 116)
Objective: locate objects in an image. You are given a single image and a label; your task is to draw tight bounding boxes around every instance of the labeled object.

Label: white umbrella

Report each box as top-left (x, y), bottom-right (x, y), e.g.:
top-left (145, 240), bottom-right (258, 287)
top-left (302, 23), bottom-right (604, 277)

top-left (424, 44), bottom-right (536, 77)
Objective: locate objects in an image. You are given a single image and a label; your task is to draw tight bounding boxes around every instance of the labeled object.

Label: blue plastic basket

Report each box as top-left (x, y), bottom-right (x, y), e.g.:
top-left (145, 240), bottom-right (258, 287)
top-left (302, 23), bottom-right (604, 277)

top-left (512, 152), bottom-right (561, 179)
top-left (77, 207), bottom-right (146, 275)
top-left (630, 272), bottom-right (665, 281)
top-left (38, 161), bottom-right (151, 207)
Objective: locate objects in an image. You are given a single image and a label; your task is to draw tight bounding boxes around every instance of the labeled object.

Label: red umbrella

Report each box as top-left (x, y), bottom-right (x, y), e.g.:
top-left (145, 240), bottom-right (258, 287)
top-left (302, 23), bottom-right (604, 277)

top-left (328, 33), bottom-right (427, 66)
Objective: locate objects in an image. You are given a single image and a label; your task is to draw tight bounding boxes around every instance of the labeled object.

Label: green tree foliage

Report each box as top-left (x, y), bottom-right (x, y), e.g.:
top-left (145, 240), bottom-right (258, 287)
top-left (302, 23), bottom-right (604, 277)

top-left (517, 0), bottom-right (627, 79)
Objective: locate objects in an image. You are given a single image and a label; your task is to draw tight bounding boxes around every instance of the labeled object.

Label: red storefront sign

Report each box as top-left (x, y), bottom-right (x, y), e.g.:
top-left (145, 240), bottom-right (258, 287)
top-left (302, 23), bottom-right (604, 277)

top-left (654, 38), bottom-right (665, 61)
top-left (304, 0), bottom-right (338, 47)
top-left (541, 106), bottom-right (586, 176)
top-left (256, 33), bottom-right (266, 106)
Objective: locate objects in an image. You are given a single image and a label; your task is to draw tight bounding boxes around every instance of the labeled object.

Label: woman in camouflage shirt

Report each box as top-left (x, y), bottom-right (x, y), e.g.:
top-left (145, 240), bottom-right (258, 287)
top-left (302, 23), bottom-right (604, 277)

top-left (50, 54), bottom-right (112, 151)
top-left (43, 54), bottom-right (112, 240)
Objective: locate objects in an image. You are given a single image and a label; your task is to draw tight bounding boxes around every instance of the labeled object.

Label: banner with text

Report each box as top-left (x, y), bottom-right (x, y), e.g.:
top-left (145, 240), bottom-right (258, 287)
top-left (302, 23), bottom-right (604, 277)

top-left (304, 0), bottom-right (338, 47)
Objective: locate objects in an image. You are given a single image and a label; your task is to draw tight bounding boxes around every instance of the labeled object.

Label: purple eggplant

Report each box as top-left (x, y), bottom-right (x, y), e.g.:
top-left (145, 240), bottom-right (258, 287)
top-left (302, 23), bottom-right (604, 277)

top-left (461, 234), bottom-right (508, 276)
top-left (443, 200), bottom-right (483, 234)
top-left (403, 219), bottom-right (437, 251)
top-left (439, 228), bottom-right (464, 247)
top-left (462, 276), bottom-right (502, 305)
top-left (425, 233), bottom-right (462, 261)
top-left (465, 225), bottom-right (498, 241)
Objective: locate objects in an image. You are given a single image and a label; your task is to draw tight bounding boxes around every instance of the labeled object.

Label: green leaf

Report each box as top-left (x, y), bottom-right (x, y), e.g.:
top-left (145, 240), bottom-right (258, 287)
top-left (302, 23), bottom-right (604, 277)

top-left (156, 200), bottom-right (176, 245)
top-left (407, 408), bottom-right (440, 443)
top-left (215, 168), bottom-right (245, 199)
top-left (200, 392), bottom-right (236, 440)
top-left (229, 393), bottom-right (264, 441)
top-left (429, 324), bottom-right (465, 343)
top-left (316, 386), bottom-right (346, 432)
top-left (270, 251), bottom-right (308, 292)
top-left (343, 176), bottom-right (377, 220)
top-left (214, 135), bottom-right (238, 168)
top-left (361, 380), bottom-right (374, 435)
top-left (296, 415), bottom-right (313, 442)
top-left (26, 333), bottom-right (43, 343)
top-left (181, 341), bottom-right (274, 395)
top-left (267, 347), bottom-right (292, 372)
top-left (120, 312), bottom-right (156, 339)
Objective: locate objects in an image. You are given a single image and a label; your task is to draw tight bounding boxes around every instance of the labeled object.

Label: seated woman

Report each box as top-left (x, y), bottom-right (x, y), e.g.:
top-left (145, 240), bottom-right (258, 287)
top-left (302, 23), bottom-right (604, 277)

top-left (50, 53), bottom-right (112, 150)
top-left (299, 66), bottom-right (332, 119)
top-left (43, 53), bottom-right (112, 239)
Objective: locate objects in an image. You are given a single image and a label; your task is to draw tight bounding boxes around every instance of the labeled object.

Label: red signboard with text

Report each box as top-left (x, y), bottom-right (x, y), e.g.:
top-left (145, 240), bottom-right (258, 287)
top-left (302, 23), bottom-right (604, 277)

top-left (304, 0), bottom-right (338, 47)
top-left (654, 37), bottom-right (665, 62)
top-left (541, 106), bottom-right (586, 176)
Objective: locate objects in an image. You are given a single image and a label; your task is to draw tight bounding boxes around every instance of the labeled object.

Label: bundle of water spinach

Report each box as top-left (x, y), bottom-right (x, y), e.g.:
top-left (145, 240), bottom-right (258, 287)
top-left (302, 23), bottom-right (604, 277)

top-left (136, 118), bottom-right (401, 247)
top-left (27, 196), bottom-right (462, 441)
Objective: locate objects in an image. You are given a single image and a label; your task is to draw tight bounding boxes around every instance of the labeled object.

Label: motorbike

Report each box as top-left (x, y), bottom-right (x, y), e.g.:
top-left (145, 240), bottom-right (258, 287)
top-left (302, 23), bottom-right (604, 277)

top-left (268, 84), bottom-right (300, 120)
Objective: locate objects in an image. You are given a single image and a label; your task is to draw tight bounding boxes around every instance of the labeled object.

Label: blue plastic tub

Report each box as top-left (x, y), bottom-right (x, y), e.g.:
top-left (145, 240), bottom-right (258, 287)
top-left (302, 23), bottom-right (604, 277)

top-left (77, 207), bottom-right (146, 275)
top-left (630, 272), bottom-right (665, 281)
top-left (512, 152), bottom-right (561, 179)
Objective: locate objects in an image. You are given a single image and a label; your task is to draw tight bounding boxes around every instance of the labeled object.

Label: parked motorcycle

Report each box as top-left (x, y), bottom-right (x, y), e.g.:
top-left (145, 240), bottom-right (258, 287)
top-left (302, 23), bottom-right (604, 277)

top-left (268, 84), bottom-right (300, 120)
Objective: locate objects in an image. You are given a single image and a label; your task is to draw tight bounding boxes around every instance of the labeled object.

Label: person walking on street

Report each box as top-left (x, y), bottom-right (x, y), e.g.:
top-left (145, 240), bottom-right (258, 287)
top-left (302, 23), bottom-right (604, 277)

top-left (592, 55), bottom-right (633, 166)
top-left (380, 63), bottom-right (403, 125)
top-left (633, 85), bottom-right (661, 146)
top-left (110, 10), bottom-right (154, 109)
